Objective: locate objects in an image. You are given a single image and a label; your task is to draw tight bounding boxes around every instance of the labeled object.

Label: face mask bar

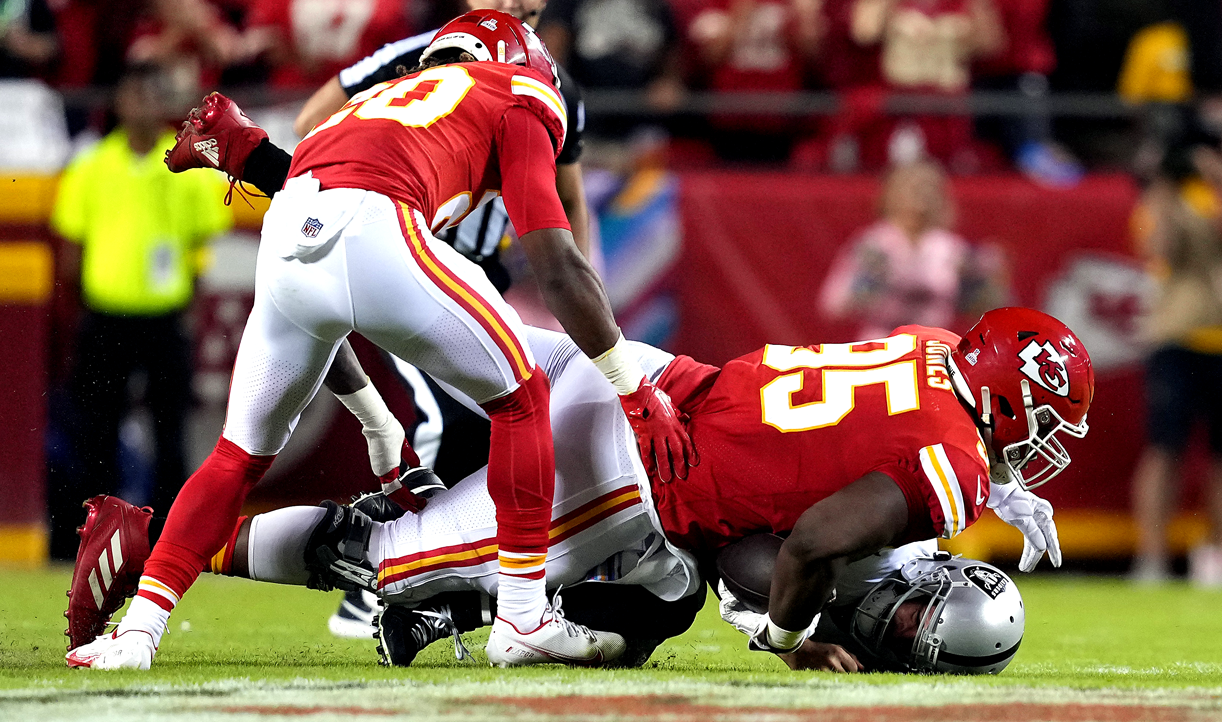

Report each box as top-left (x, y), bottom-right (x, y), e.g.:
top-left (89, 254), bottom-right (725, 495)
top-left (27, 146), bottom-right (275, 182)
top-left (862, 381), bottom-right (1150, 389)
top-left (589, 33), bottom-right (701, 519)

top-left (1000, 380), bottom-right (1089, 490)
top-left (851, 566), bottom-right (953, 672)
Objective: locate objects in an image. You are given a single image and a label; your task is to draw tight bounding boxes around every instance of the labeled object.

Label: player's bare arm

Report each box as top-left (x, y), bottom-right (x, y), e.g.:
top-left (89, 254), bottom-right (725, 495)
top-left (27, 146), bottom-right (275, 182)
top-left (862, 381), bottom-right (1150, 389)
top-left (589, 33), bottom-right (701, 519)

top-left (499, 104), bottom-right (694, 481)
top-left (518, 227), bottom-right (616, 355)
top-left (555, 163), bottom-right (591, 258)
top-left (294, 76), bottom-right (349, 138)
top-left (766, 472), bottom-right (909, 641)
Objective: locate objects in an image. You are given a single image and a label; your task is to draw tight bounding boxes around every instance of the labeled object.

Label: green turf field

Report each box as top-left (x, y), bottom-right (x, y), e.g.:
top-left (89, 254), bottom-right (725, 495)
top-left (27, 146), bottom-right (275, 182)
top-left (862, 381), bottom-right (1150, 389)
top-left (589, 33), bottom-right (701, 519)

top-left (2, 566), bottom-right (1220, 721)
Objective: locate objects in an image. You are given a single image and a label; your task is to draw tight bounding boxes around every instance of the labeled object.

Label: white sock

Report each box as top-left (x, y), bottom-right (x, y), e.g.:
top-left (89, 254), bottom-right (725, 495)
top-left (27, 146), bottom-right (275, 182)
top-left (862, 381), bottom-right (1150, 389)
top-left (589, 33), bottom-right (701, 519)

top-left (115, 595), bottom-right (171, 647)
top-left (247, 506), bottom-right (329, 585)
top-left (496, 569), bottom-right (547, 630)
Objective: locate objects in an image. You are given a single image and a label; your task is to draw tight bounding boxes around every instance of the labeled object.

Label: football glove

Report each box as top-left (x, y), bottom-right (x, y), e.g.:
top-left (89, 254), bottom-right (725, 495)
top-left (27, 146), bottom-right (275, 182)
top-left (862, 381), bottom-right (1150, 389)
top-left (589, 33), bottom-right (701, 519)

top-left (718, 581), bottom-right (818, 654)
top-left (618, 380), bottom-right (696, 483)
top-left (718, 580), bottom-right (763, 637)
top-left (988, 473), bottom-right (1062, 572)
top-left (164, 92), bottom-right (267, 179)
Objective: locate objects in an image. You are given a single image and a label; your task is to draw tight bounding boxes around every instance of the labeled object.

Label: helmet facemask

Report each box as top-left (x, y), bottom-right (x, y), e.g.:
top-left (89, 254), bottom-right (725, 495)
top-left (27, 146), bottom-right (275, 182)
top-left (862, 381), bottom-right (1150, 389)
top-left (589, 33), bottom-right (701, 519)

top-left (990, 380), bottom-right (1089, 491)
top-left (850, 565), bottom-right (953, 672)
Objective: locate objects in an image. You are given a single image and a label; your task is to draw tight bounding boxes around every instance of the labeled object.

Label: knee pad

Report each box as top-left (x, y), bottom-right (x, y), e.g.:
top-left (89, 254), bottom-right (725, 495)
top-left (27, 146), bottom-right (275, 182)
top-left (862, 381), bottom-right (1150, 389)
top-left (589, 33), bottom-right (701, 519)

top-left (304, 500), bottom-right (376, 592)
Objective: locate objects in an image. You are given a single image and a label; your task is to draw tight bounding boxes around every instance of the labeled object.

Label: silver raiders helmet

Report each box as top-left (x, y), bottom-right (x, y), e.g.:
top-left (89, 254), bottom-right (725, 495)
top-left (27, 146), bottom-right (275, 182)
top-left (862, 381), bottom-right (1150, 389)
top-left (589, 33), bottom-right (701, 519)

top-left (849, 552), bottom-right (1024, 674)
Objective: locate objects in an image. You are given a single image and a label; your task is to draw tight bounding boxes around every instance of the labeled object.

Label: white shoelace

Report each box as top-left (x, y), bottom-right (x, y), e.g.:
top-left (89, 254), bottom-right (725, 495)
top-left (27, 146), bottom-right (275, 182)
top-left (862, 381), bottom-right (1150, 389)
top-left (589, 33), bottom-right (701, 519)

top-left (546, 587), bottom-right (597, 642)
top-left (417, 606), bottom-right (471, 660)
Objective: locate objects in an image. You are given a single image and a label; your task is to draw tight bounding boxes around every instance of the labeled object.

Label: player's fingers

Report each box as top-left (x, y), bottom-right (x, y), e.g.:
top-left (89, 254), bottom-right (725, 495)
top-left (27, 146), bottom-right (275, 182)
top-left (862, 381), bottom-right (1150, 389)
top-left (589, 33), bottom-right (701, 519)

top-left (668, 432), bottom-right (689, 481)
top-left (677, 421), bottom-right (698, 470)
top-left (637, 438), bottom-right (658, 480)
top-left (840, 650), bottom-right (863, 673)
top-left (1019, 538), bottom-right (1043, 573)
top-left (1038, 512), bottom-right (1062, 567)
top-left (652, 437), bottom-right (673, 483)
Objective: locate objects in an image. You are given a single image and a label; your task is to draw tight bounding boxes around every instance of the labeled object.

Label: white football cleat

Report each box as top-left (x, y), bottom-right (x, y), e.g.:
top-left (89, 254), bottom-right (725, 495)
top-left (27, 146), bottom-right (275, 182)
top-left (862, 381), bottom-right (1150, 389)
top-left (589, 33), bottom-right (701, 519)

top-left (65, 630), bottom-right (156, 670)
top-left (328, 589), bottom-right (381, 638)
top-left (485, 595), bottom-right (625, 667)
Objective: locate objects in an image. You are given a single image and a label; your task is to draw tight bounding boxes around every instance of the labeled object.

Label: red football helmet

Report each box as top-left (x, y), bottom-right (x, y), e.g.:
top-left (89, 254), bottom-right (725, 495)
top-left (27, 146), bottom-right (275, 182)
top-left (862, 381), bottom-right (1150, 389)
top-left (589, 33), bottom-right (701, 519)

top-left (420, 9), bottom-right (560, 89)
top-left (948, 307), bottom-right (1094, 490)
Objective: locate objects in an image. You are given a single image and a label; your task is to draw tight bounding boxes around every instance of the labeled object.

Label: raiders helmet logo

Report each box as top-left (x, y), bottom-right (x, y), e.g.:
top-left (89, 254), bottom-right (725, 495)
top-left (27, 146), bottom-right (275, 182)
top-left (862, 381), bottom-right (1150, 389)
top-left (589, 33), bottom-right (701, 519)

top-left (1017, 339), bottom-right (1069, 397)
top-left (964, 565), bottom-right (1007, 599)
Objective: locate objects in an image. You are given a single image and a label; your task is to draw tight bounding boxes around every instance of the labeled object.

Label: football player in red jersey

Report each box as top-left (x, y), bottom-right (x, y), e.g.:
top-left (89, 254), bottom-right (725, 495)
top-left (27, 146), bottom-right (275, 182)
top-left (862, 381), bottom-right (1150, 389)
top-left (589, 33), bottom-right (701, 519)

top-left (67, 10), bottom-right (693, 671)
top-left (74, 308), bottom-right (1089, 668)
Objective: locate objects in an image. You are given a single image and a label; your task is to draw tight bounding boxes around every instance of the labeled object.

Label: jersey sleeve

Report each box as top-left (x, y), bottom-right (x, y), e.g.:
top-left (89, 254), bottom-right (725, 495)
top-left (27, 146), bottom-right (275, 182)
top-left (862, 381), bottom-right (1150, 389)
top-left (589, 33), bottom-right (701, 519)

top-left (881, 443), bottom-right (989, 541)
top-left (509, 70), bottom-right (568, 157)
top-left (50, 149), bottom-right (92, 244)
top-left (496, 106), bottom-right (570, 236)
top-left (656, 354), bottom-right (721, 415)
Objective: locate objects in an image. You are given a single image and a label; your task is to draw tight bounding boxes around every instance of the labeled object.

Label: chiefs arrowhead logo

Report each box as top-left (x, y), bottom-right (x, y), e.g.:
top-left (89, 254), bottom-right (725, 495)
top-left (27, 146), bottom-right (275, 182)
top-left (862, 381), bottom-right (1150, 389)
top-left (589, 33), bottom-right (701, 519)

top-left (193, 138), bottom-right (220, 167)
top-left (1018, 339), bottom-right (1069, 397)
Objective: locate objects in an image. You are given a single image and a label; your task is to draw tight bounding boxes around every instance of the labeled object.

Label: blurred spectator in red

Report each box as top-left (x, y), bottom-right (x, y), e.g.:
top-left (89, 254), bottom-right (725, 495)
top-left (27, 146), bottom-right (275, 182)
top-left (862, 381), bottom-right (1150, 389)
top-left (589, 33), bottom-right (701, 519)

top-left (973, 0), bottom-right (1082, 187)
top-left (537, 0), bottom-right (684, 136)
top-left (819, 158), bottom-right (1008, 338)
top-left (0, 0), bottom-right (58, 79)
top-left (238, 0), bottom-right (411, 87)
top-left (684, 0), bottom-right (822, 162)
top-left (1129, 144), bottom-right (1222, 588)
top-left (49, 0), bottom-right (248, 88)
top-left (826, 0), bottom-right (1004, 171)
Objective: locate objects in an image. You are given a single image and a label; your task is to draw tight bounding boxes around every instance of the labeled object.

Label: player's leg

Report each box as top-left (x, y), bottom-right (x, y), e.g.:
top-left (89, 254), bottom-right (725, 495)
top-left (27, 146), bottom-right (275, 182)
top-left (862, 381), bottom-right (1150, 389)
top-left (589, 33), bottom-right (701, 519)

top-left (346, 204), bottom-right (559, 640)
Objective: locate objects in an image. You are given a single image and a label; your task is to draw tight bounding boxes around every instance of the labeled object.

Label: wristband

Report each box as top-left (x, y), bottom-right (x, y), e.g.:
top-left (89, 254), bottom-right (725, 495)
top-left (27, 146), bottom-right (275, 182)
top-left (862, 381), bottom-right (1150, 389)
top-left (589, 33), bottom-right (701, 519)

top-left (765, 618), bottom-right (807, 651)
top-left (336, 382), bottom-right (391, 431)
top-left (591, 333), bottom-right (645, 395)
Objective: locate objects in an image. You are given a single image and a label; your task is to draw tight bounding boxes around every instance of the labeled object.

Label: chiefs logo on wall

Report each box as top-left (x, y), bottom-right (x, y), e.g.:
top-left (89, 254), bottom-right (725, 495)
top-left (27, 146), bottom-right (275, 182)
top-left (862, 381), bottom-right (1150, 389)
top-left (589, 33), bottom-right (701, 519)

top-left (1018, 339), bottom-right (1069, 397)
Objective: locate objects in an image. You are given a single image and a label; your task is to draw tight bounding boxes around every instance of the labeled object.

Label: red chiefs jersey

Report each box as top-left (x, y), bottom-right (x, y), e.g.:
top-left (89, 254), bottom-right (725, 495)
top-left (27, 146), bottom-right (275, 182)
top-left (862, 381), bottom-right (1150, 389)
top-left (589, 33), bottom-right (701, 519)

top-left (289, 62), bottom-right (569, 237)
top-left (652, 325), bottom-right (990, 554)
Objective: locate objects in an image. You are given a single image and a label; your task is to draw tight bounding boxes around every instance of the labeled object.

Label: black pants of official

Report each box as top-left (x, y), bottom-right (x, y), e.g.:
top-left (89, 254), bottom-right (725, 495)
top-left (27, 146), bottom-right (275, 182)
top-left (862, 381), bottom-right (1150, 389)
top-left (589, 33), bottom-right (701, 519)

top-left (67, 311), bottom-right (193, 515)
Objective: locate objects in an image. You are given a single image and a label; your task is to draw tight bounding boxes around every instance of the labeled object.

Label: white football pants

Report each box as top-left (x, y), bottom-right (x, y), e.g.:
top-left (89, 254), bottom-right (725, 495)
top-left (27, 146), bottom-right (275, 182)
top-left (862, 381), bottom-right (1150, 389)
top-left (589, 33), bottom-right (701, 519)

top-left (222, 178), bottom-right (536, 456)
top-left (373, 328), bottom-right (702, 605)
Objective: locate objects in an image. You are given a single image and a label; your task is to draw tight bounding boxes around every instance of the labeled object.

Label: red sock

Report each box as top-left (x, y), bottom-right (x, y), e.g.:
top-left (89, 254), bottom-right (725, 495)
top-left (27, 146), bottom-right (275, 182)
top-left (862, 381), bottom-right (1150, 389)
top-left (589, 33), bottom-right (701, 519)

top-left (481, 368), bottom-right (554, 557)
top-left (137, 438), bottom-right (274, 608)
top-left (205, 515), bottom-right (248, 576)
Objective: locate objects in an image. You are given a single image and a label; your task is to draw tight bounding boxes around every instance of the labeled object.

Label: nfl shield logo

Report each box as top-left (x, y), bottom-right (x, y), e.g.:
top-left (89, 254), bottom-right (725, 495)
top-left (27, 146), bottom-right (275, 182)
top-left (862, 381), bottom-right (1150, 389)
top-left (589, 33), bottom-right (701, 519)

top-left (301, 217), bottom-right (323, 238)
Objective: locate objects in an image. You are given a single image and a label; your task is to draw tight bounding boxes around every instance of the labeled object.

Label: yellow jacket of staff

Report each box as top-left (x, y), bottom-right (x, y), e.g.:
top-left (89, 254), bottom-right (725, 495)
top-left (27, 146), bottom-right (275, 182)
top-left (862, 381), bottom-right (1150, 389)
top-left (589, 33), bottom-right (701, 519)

top-left (51, 128), bottom-right (233, 316)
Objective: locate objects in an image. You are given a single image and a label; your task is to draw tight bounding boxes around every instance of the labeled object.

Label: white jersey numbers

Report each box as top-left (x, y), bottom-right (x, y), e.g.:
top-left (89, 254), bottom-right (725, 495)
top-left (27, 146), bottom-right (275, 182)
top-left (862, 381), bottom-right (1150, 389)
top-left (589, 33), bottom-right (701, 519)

top-left (760, 335), bottom-right (920, 432)
top-left (305, 65), bottom-right (476, 139)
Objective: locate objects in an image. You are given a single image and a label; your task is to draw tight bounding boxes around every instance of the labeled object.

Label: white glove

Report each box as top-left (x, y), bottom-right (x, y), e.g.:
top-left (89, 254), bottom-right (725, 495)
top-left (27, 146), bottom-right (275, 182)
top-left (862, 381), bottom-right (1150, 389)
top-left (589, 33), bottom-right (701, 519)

top-left (718, 580), bottom-right (764, 636)
top-left (718, 581), bottom-right (818, 653)
top-left (987, 474), bottom-right (1061, 572)
top-left (336, 384), bottom-right (407, 477)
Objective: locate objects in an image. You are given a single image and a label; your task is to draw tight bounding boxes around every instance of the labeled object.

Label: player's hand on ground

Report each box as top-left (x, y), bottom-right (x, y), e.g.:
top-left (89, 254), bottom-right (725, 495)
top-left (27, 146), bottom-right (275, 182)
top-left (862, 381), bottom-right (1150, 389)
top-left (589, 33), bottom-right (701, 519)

top-left (618, 380), bottom-right (697, 483)
top-left (779, 641), bottom-right (865, 673)
top-left (164, 92), bottom-right (268, 177)
top-left (987, 475), bottom-right (1062, 572)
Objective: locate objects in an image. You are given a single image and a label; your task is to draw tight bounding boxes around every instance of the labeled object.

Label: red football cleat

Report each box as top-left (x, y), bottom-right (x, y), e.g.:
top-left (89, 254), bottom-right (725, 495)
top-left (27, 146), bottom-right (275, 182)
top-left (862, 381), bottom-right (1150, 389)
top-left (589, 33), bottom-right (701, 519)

top-left (163, 92), bottom-right (268, 179)
top-left (64, 496), bottom-right (153, 651)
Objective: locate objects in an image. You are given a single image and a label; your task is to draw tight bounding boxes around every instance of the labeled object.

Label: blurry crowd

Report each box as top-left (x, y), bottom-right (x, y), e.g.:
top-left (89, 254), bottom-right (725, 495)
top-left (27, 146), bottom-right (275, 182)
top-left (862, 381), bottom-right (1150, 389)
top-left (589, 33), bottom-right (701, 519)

top-left (2, 0), bottom-right (1222, 174)
top-left (11, 0), bottom-right (1222, 581)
